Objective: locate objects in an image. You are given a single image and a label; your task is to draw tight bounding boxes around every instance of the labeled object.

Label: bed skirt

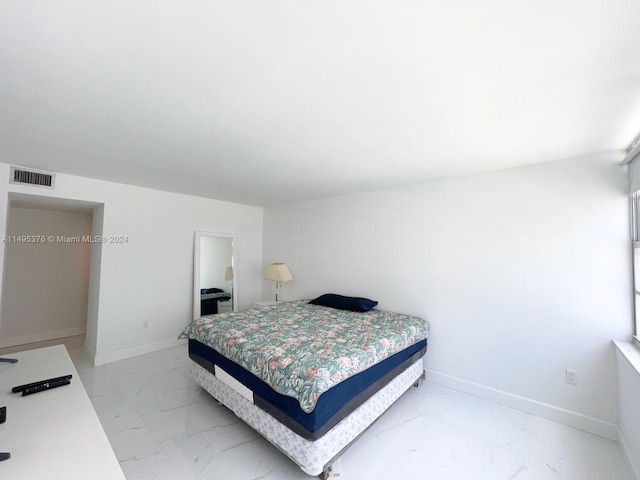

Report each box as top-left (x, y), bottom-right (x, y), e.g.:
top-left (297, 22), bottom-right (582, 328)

top-left (191, 358), bottom-right (425, 477)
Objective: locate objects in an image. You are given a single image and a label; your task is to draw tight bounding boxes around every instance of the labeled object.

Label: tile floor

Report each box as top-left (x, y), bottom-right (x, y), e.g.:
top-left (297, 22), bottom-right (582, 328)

top-left (16, 339), bottom-right (634, 480)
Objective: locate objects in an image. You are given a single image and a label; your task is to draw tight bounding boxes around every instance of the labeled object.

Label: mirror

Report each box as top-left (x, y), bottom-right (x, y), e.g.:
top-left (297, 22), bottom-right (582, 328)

top-left (194, 231), bottom-right (237, 319)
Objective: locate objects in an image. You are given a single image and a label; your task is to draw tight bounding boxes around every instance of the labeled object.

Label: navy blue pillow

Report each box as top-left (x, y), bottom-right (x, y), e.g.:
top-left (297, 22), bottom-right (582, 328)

top-left (308, 294), bottom-right (378, 312)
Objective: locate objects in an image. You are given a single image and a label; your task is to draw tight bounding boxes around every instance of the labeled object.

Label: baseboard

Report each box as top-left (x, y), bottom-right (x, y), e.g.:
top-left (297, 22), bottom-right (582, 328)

top-left (426, 369), bottom-right (618, 441)
top-left (618, 427), bottom-right (640, 480)
top-left (0, 326), bottom-right (86, 348)
top-left (93, 337), bottom-right (187, 365)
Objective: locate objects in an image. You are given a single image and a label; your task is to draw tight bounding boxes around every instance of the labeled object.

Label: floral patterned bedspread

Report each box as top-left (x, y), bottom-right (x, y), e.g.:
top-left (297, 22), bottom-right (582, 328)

top-left (179, 300), bottom-right (429, 413)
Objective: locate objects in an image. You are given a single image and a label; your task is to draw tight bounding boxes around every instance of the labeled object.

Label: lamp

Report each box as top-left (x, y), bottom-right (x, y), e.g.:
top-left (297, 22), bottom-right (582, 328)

top-left (264, 262), bottom-right (293, 301)
top-left (225, 266), bottom-right (233, 282)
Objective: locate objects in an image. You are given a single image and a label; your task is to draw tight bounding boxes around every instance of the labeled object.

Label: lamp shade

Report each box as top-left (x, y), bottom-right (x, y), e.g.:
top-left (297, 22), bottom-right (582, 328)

top-left (225, 266), bottom-right (233, 281)
top-left (264, 263), bottom-right (293, 282)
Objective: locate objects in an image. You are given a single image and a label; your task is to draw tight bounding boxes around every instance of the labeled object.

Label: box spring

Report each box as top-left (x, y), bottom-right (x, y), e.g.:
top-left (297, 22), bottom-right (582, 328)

top-left (191, 357), bottom-right (425, 477)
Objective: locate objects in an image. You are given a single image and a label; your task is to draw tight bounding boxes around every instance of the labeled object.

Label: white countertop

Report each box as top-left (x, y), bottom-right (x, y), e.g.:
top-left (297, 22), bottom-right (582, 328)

top-left (0, 345), bottom-right (125, 480)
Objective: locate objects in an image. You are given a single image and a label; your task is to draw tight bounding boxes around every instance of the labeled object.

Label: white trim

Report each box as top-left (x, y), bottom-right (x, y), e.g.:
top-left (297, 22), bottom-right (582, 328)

top-left (618, 426), bottom-right (640, 480)
top-left (193, 230), bottom-right (238, 320)
top-left (425, 369), bottom-right (617, 441)
top-left (621, 142), bottom-right (640, 165)
top-left (93, 338), bottom-right (187, 365)
top-left (615, 341), bottom-right (640, 376)
top-left (0, 326), bottom-right (86, 348)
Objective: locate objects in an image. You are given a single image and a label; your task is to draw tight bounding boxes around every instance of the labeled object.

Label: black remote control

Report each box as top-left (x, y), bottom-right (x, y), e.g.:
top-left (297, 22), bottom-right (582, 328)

top-left (12, 375), bottom-right (72, 393)
top-left (0, 452), bottom-right (10, 462)
top-left (22, 378), bottom-right (71, 396)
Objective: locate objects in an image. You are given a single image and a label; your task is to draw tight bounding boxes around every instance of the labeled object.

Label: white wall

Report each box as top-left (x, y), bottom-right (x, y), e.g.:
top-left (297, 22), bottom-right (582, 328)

top-left (263, 153), bottom-right (632, 437)
top-left (0, 163), bottom-right (264, 363)
top-left (0, 206), bottom-right (93, 346)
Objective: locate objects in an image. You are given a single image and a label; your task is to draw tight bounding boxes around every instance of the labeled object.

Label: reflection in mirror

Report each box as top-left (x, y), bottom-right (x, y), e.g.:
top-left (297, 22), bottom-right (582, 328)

top-left (194, 231), bottom-right (236, 320)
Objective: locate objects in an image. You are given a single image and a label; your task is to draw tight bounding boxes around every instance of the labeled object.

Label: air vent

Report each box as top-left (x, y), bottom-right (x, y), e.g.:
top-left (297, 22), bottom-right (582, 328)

top-left (9, 166), bottom-right (55, 189)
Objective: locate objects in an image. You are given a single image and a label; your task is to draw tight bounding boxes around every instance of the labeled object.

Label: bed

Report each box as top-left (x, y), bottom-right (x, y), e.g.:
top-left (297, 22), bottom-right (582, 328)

top-left (179, 298), bottom-right (429, 478)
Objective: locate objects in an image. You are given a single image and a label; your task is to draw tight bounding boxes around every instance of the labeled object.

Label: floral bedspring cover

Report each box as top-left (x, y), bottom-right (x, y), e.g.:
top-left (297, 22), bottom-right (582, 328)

top-left (179, 300), bottom-right (428, 413)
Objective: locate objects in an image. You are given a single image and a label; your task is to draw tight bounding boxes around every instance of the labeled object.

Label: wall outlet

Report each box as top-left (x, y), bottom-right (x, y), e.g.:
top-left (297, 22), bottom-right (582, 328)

top-left (142, 320), bottom-right (149, 329)
top-left (565, 369), bottom-right (578, 385)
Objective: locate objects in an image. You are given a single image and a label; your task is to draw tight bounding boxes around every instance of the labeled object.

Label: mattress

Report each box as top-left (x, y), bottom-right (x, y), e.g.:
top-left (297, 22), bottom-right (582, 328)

top-left (180, 300), bottom-right (428, 411)
top-left (189, 337), bottom-right (427, 440)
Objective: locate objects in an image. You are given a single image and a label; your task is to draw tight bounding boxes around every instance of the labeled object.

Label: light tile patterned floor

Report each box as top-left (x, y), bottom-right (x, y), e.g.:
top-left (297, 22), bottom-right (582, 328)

top-left (57, 342), bottom-right (633, 480)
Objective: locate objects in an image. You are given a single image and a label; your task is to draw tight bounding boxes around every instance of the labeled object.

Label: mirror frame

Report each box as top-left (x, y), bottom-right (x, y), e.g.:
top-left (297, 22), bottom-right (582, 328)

top-left (193, 231), bottom-right (237, 320)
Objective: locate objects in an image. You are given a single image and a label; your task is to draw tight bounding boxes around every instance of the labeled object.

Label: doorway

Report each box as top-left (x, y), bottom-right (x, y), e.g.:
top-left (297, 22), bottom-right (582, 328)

top-left (0, 193), bottom-right (103, 356)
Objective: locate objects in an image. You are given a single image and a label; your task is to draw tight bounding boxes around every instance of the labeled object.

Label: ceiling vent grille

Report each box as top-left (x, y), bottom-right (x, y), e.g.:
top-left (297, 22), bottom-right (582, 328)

top-left (9, 166), bottom-right (55, 189)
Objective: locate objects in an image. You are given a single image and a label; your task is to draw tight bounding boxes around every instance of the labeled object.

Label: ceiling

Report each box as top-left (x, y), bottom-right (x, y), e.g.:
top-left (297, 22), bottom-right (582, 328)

top-left (1, 1), bottom-right (640, 206)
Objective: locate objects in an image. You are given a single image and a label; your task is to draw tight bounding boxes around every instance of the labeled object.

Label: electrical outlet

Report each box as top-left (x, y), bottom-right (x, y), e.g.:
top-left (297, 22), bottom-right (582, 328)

top-left (565, 369), bottom-right (578, 385)
top-left (142, 320), bottom-right (149, 329)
